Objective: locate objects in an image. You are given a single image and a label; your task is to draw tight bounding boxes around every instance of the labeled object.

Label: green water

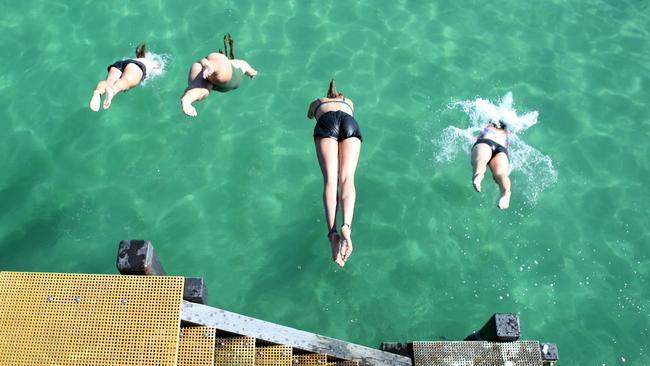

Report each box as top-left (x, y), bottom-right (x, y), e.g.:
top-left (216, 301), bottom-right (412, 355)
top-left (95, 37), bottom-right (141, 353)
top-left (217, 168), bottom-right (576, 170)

top-left (1, 1), bottom-right (649, 364)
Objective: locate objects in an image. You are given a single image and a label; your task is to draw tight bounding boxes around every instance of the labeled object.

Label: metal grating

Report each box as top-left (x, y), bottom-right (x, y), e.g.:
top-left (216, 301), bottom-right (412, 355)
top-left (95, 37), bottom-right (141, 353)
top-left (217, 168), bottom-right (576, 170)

top-left (214, 335), bottom-right (255, 365)
top-left (292, 353), bottom-right (328, 365)
top-left (413, 341), bottom-right (543, 366)
top-left (177, 326), bottom-right (216, 366)
top-left (255, 344), bottom-right (293, 365)
top-left (327, 362), bottom-right (360, 366)
top-left (0, 271), bottom-right (184, 366)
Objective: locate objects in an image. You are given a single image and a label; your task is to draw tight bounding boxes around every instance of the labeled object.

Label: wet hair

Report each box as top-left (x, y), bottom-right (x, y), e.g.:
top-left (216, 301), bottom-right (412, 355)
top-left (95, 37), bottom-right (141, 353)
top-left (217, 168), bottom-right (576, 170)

top-left (326, 79), bottom-right (344, 99)
top-left (135, 43), bottom-right (146, 58)
top-left (489, 119), bottom-right (507, 129)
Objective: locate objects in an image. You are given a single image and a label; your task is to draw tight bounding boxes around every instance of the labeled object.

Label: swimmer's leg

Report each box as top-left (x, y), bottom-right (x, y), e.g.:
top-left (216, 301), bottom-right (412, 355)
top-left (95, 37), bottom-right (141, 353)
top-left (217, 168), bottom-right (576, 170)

top-left (103, 64), bottom-right (143, 110)
top-left (180, 62), bottom-right (211, 117)
top-left (223, 34), bottom-right (229, 58)
top-left (471, 143), bottom-right (492, 192)
top-left (227, 33), bottom-right (235, 60)
top-left (90, 67), bottom-right (122, 111)
top-left (315, 137), bottom-right (344, 266)
top-left (338, 137), bottom-right (361, 265)
top-left (489, 152), bottom-right (511, 209)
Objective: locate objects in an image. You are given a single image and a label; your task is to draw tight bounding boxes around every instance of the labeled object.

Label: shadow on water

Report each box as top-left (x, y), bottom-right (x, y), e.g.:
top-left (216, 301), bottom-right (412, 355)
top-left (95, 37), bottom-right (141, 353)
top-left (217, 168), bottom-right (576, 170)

top-left (0, 206), bottom-right (62, 271)
top-left (235, 189), bottom-right (335, 331)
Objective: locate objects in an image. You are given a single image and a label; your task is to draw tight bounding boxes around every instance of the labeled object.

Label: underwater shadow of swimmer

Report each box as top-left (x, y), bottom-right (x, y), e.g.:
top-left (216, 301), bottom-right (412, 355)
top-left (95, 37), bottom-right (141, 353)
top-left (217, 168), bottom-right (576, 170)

top-left (0, 205), bottom-right (63, 270)
top-left (237, 209), bottom-right (337, 328)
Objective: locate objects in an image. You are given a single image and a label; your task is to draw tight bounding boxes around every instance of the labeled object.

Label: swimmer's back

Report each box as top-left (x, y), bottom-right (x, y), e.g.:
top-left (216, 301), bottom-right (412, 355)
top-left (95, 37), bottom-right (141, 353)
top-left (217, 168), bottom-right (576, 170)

top-left (310, 97), bottom-right (354, 120)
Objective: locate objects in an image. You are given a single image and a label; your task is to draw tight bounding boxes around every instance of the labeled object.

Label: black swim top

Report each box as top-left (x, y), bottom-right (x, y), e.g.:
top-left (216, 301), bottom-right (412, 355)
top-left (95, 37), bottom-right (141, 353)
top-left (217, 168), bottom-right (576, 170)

top-left (313, 98), bottom-right (354, 117)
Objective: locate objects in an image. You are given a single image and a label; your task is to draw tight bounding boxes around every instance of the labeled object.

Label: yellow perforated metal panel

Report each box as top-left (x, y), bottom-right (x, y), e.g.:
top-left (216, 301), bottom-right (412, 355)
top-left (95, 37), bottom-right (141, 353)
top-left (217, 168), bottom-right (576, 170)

top-left (177, 326), bottom-right (215, 366)
top-left (292, 353), bottom-right (328, 365)
top-left (327, 362), bottom-right (359, 366)
top-left (214, 335), bottom-right (255, 365)
top-left (0, 271), bottom-right (184, 366)
top-left (255, 345), bottom-right (292, 365)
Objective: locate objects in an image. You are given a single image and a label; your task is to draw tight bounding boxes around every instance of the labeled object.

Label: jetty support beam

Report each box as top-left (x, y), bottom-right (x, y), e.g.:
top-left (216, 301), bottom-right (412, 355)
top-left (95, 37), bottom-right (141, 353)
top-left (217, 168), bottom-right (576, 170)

top-left (181, 300), bottom-right (412, 366)
top-left (465, 313), bottom-right (520, 342)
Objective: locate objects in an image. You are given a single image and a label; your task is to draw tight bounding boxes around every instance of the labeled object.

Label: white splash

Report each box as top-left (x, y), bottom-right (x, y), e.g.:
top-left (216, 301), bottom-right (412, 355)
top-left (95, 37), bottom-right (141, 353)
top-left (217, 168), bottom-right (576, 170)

top-left (141, 51), bottom-right (169, 85)
top-left (433, 92), bottom-right (557, 204)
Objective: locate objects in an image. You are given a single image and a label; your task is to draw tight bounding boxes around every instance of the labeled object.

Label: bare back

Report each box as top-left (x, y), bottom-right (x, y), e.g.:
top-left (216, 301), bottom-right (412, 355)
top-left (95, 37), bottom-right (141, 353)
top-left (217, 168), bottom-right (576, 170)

top-left (479, 125), bottom-right (508, 147)
top-left (308, 97), bottom-right (355, 120)
top-left (205, 53), bottom-right (233, 84)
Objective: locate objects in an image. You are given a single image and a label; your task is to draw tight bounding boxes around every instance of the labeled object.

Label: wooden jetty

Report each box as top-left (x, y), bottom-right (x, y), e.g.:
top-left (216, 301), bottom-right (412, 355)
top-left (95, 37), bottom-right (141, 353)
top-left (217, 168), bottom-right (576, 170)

top-left (0, 239), bottom-right (559, 365)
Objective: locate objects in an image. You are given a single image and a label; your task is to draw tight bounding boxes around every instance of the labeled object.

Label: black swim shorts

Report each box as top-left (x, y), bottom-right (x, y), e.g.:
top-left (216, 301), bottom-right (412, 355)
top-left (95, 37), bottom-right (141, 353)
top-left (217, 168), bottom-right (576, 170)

top-left (107, 59), bottom-right (147, 79)
top-left (474, 138), bottom-right (509, 161)
top-left (313, 111), bottom-right (363, 142)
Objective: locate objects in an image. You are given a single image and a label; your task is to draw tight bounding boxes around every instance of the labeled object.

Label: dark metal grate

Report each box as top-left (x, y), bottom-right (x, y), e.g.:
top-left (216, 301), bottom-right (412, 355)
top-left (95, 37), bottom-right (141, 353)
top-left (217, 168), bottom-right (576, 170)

top-left (413, 341), bottom-right (543, 366)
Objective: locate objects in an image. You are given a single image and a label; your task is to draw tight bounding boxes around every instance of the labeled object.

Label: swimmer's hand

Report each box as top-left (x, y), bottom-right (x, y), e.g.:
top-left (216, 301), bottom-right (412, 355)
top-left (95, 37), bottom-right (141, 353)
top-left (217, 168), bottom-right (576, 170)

top-left (246, 67), bottom-right (257, 79)
top-left (202, 64), bottom-right (215, 79)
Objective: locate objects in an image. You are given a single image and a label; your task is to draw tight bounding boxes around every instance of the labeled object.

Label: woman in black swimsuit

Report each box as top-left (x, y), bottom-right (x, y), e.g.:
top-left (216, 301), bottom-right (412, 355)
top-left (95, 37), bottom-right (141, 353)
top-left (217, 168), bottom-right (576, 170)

top-left (89, 43), bottom-right (160, 111)
top-left (471, 119), bottom-right (511, 209)
top-left (307, 79), bottom-right (362, 267)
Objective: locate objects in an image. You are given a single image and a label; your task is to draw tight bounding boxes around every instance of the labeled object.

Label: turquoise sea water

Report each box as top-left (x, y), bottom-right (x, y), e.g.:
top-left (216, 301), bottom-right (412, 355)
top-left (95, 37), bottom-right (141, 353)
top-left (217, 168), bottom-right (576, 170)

top-left (1, 1), bottom-right (649, 364)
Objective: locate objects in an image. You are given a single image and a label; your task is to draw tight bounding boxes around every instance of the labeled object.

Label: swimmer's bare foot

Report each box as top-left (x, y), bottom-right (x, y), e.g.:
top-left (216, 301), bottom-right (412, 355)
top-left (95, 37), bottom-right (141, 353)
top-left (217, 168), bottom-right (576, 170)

top-left (472, 173), bottom-right (484, 193)
top-left (329, 230), bottom-right (344, 267)
top-left (103, 87), bottom-right (114, 110)
top-left (340, 223), bottom-right (353, 265)
top-left (498, 190), bottom-right (511, 210)
top-left (90, 91), bottom-right (101, 112)
top-left (181, 99), bottom-right (198, 117)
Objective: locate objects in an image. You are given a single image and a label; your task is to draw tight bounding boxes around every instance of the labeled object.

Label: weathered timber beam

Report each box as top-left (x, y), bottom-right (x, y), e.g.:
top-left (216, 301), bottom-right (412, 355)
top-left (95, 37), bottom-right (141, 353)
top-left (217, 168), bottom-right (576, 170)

top-left (465, 313), bottom-right (520, 342)
top-left (116, 240), bottom-right (166, 276)
top-left (380, 342), bottom-right (413, 358)
top-left (183, 277), bottom-right (208, 305)
top-left (181, 301), bottom-right (412, 366)
top-left (541, 342), bottom-right (559, 365)
top-left (116, 240), bottom-right (208, 304)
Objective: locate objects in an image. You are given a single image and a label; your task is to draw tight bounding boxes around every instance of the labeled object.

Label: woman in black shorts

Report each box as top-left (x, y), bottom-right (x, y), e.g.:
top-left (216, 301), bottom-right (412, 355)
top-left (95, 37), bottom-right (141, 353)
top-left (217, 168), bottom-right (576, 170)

top-left (89, 43), bottom-right (160, 111)
top-left (307, 79), bottom-right (362, 267)
top-left (471, 119), bottom-right (511, 209)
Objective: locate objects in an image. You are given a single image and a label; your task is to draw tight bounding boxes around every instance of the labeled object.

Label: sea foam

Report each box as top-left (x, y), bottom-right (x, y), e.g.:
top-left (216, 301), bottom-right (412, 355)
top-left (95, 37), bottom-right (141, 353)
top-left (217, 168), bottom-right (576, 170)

top-left (141, 51), bottom-right (169, 85)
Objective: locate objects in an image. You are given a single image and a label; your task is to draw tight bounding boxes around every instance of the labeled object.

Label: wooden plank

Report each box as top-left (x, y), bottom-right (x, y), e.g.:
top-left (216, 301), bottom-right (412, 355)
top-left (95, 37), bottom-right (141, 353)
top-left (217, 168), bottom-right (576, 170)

top-left (181, 301), bottom-right (412, 366)
top-left (380, 342), bottom-right (413, 358)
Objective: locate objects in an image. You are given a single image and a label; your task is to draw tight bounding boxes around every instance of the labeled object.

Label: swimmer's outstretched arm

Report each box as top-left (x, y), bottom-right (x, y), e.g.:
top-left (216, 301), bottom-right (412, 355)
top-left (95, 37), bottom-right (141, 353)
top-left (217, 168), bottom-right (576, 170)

top-left (307, 100), bottom-right (317, 119)
top-left (230, 59), bottom-right (257, 78)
